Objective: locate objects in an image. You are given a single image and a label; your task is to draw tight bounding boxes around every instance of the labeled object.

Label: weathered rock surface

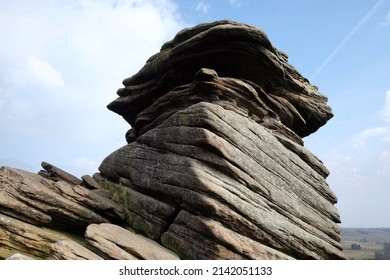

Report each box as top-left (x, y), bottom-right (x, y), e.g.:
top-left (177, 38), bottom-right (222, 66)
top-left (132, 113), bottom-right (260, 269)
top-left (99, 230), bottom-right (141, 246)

top-left (0, 212), bottom-right (72, 259)
top-left (0, 165), bottom-right (179, 260)
top-left (0, 166), bottom-right (123, 232)
top-left (0, 20), bottom-right (344, 260)
top-left (39, 161), bottom-right (82, 186)
top-left (85, 223), bottom-right (179, 260)
top-left (108, 20), bottom-right (332, 141)
top-left (0, 166), bottom-right (103, 259)
top-left (81, 175), bottom-right (103, 190)
top-left (98, 20), bottom-right (344, 259)
top-left (93, 174), bottom-right (178, 241)
top-left (100, 101), bottom-right (343, 259)
top-left (49, 239), bottom-right (103, 260)
top-left (5, 253), bottom-right (35, 260)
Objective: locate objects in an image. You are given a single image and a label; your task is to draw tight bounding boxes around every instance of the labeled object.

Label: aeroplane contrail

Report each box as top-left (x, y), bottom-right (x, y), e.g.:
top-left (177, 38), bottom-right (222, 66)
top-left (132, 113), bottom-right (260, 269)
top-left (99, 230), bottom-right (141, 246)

top-left (311, 0), bottom-right (385, 80)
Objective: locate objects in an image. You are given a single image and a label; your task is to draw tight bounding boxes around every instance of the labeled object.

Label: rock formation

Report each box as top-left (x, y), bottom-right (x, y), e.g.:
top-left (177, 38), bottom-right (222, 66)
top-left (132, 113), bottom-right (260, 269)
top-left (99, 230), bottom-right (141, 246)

top-left (0, 164), bottom-right (178, 260)
top-left (0, 20), bottom-right (345, 260)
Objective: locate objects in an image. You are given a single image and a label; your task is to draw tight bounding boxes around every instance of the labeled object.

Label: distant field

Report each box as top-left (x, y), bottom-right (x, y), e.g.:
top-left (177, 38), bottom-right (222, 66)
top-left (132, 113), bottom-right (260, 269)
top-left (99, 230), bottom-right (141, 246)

top-left (340, 228), bottom-right (390, 260)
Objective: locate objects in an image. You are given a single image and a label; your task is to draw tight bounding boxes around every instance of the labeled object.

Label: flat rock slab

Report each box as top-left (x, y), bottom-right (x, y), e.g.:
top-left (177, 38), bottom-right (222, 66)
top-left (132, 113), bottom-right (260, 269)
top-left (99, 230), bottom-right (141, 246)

top-left (0, 212), bottom-right (71, 259)
top-left (85, 223), bottom-right (180, 260)
top-left (49, 239), bottom-right (103, 260)
top-left (40, 161), bottom-right (82, 185)
top-left (0, 166), bottom-right (109, 232)
top-left (52, 180), bottom-right (126, 222)
top-left (161, 210), bottom-right (294, 260)
top-left (0, 166), bottom-right (127, 235)
top-left (5, 253), bottom-right (35, 260)
top-left (81, 175), bottom-right (103, 190)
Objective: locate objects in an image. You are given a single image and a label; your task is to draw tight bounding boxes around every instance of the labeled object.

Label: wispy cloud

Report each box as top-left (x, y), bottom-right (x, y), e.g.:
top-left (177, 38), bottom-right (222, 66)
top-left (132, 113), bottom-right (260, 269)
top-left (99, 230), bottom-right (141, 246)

top-left (196, 2), bottom-right (209, 14)
top-left (69, 156), bottom-right (100, 175)
top-left (352, 126), bottom-right (390, 148)
top-left (311, 0), bottom-right (385, 80)
top-left (25, 56), bottom-right (65, 88)
top-left (351, 89), bottom-right (390, 148)
top-left (381, 90), bottom-right (390, 121)
top-left (229, 0), bottom-right (242, 8)
top-left (323, 89), bottom-right (390, 226)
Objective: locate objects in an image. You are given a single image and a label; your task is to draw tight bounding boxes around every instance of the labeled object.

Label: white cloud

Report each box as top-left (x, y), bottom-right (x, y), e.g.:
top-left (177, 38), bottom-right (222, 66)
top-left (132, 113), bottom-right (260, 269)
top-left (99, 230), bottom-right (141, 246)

top-left (323, 133), bottom-right (390, 227)
top-left (328, 88), bottom-right (390, 226)
top-left (351, 90), bottom-right (390, 148)
top-left (196, 2), bottom-right (209, 14)
top-left (69, 157), bottom-right (100, 175)
top-left (381, 90), bottom-right (390, 122)
top-left (377, 149), bottom-right (390, 175)
top-left (229, 0), bottom-right (242, 8)
top-left (25, 56), bottom-right (65, 88)
top-left (351, 126), bottom-right (390, 148)
top-left (0, 0), bottom-right (184, 177)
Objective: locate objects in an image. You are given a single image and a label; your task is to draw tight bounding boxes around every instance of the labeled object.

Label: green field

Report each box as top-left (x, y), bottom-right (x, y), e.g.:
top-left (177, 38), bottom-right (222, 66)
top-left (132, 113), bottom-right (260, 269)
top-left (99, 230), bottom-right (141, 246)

top-left (340, 228), bottom-right (390, 260)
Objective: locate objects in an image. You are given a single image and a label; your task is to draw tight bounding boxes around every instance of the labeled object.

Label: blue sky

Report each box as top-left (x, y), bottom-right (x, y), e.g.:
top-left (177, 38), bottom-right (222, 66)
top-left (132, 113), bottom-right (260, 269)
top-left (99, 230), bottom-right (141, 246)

top-left (1, 0), bottom-right (389, 227)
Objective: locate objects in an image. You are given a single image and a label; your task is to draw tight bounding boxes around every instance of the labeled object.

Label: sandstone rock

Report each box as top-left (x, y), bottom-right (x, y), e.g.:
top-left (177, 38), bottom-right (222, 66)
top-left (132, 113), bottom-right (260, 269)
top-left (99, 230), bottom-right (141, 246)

top-left (52, 180), bottom-right (126, 223)
top-left (5, 253), bottom-right (35, 260)
top-left (108, 20), bottom-right (332, 139)
top-left (49, 239), bottom-right (103, 260)
top-left (0, 167), bottom-right (109, 232)
top-left (93, 176), bottom-right (178, 241)
top-left (161, 210), bottom-right (294, 260)
top-left (100, 102), bottom-right (343, 259)
top-left (98, 20), bottom-right (344, 259)
top-left (0, 20), bottom-right (344, 260)
top-left (81, 175), bottom-right (103, 190)
top-left (40, 161), bottom-right (82, 185)
top-left (0, 212), bottom-right (71, 259)
top-left (0, 166), bottom-right (120, 233)
top-left (85, 223), bottom-right (180, 260)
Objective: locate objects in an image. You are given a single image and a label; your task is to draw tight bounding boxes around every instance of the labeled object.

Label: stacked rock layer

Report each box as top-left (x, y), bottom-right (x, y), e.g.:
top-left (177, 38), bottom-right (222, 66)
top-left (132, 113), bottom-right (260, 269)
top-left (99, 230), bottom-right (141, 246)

top-left (98, 20), bottom-right (344, 259)
top-left (0, 164), bottom-right (179, 260)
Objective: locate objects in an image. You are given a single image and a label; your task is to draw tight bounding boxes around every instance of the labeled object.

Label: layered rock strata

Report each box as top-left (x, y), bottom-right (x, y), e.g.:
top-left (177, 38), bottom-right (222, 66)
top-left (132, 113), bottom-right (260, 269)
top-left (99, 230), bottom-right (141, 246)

top-left (98, 20), bottom-right (344, 259)
top-left (0, 165), bottom-right (178, 260)
top-left (0, 20), bottom-right (344, 260)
